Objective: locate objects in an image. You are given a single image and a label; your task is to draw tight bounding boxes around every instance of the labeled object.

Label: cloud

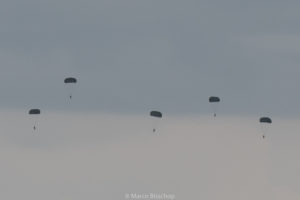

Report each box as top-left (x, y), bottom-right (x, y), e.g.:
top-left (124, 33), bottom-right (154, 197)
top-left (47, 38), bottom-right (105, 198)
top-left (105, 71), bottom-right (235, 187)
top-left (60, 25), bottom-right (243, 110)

top-left (238, 34), bottom-right (300, 54)
top-left (0, 112), bottom-right (298, 199)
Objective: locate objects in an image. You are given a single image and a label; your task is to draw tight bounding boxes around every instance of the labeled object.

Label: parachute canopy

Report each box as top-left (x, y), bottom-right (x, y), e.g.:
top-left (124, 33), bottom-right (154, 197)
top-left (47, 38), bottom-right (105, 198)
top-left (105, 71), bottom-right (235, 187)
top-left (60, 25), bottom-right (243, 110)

top-left (209, 96), bottom-right (220, 103)
top-left (29, 109), bottom-right (41, 115)
top-left (260, 117), bottom-right (272, 124)
top-left (150, 111), bottom-right (162, 118)
top-left (64, 77), bottom-right (77, 84)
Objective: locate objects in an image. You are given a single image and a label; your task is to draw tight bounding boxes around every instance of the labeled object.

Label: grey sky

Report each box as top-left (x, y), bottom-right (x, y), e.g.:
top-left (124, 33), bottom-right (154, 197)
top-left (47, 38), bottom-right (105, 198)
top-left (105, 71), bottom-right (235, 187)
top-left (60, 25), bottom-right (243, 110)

top-left (1, 2), bottom-right (300, 199)
top-left (1, 0), bottom-right (300, 115)
top-left (2, 113), bottom-right (300, 199)
top-left (0, 112), bottom-right (300, 200)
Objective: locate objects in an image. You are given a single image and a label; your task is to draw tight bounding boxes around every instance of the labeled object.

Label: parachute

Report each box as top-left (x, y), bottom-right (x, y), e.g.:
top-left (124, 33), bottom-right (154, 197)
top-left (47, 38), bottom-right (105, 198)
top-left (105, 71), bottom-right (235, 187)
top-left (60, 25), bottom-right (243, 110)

top-left (64, 77), bottom-right (77, 84)
top-left (150, 111), bottom-right (162, 133)
top-left (29, 109), bottom-right (40, 115)
top-left (260, 117), bottom-right (272, 124)
top-left (64, 77), bottom-right (77, 99)
top-left (150, 111), bottom-right (162, 118)
top-left (209, 96), bottom-right (220, 117)
top-left (29, 109), bottom-right (41, 131)
top-left (259, 117), bottom-right (272, 139)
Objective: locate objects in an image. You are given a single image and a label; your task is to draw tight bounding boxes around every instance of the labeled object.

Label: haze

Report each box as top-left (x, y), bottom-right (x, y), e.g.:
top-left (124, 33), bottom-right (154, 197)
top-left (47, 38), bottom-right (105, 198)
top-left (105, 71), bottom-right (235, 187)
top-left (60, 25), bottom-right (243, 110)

top-left (0, 0), bottom-right (300, 199)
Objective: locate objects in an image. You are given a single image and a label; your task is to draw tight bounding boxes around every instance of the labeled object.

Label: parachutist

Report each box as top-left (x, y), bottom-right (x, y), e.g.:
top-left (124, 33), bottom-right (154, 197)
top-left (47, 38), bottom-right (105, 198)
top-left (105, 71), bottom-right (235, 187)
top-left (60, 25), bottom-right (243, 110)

top-left (64, 77), bottom-right (77, 100)
top-left (150, 111), bottom-right (162, 134)
top-left (29, 109), bottom-right (40, 131)
top-left (209, 96), bottom-right (220, 118)
top-left (260, 117), bottom-right (272, 139)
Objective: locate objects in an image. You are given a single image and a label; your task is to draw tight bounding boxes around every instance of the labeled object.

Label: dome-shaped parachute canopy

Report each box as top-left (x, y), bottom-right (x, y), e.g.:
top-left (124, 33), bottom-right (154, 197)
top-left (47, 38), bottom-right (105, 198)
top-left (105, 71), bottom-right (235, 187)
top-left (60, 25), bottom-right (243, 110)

top-left (150, 111), bottom-right (162, 118)
top-left (209, 96), bottom-right (220, 103)
top-left (64, 77), bottom-right (77, 84)
top-left (29, 109), bottom-right (41, 115)
top-left (260, 117), bottom-right (272, 124)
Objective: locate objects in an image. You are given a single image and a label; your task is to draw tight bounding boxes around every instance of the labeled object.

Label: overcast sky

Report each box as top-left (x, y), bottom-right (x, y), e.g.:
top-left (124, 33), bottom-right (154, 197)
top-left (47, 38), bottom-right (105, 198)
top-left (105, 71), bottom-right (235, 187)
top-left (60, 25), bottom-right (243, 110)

top-left (1, 0), bottom-right (300, 199)
top-left (1, 0), bottom-right (300, 116)
top-left (1, 113), bottom-right (300, 200)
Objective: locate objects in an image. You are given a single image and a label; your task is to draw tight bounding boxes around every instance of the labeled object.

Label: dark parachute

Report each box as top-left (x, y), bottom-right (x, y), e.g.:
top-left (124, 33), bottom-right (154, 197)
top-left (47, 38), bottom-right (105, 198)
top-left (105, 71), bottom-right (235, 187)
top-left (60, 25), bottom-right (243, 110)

top-left (259, 117), bottom-right (272, 139)
top-left (29, 109), bottom-right (41, 115)
top-left (260, 117), bottom-right (272, 124)
top-left (29, 109), bottom-right (41, 130)
top-left (209, 96), bottom-right (220, 103)
top-left (150, 111), bottom-right (162, 133)
top-left (64, 77), bottom-right (77, 99)
top-left (64, 77), bottom-right (77, 84)
top-left (209, 96), bottom-right (220, 117)
top-left (150, 111), bottom-right (162, 118)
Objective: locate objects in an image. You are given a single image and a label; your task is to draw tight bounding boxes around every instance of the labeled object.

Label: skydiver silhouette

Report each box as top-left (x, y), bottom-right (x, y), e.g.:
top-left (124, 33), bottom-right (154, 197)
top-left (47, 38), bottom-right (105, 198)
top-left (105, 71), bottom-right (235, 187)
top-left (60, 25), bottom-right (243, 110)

top-left (153, 128), bottom-right (156, 133)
